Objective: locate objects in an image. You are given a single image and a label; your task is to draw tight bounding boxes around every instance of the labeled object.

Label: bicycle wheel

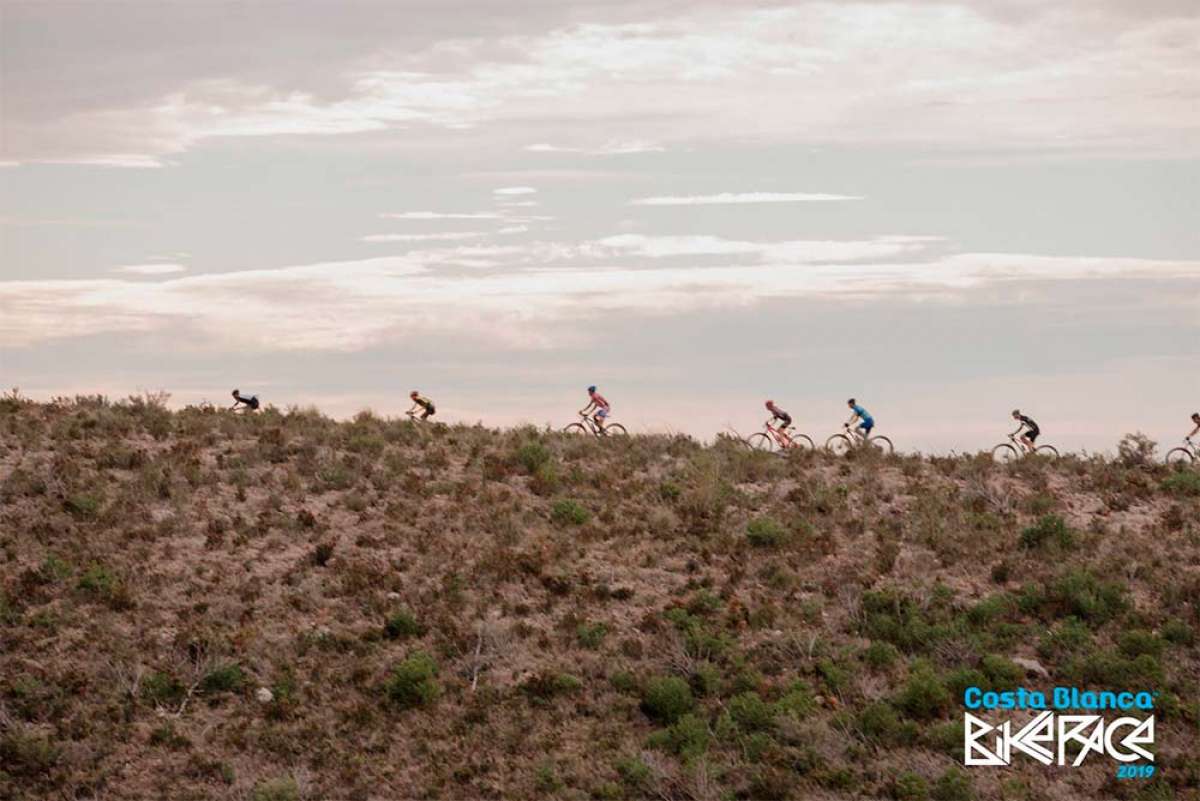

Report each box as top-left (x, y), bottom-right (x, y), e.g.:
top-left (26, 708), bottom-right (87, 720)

top-left (825, 433), bottom-right (853, 455)
top-left (602, 423), bottom-right (627, 437)
top-left (991, 443), bottom-right (1019, 463)
top-left (867, 435), bottom-right (894, 455)
top-left (1034, 445), bottom-right (1059, 459)
top-left (562, 423), bottom-right (589, 435)
top-left (787, 434), bottom-right (815, 451)
top-left (747, 432), bottom-right (775, 452)
top-left (1165, 447), bottom-right (1194, 466)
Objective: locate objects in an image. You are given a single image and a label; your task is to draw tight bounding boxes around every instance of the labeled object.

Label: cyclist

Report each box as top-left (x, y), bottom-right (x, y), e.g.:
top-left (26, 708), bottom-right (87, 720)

top-left (1187, 412), bottom-right (1200, 445)
top-left (580, 385), bottom-right (610, 432)
top-left (765, 400), bottom-right (793, 432)
top-left (230, 389), bottom-right (260, 413)
top-left (1011, 409), bottom-right (1040, 454)
top-left (845, 398), bottom-right (874, 440)
top-left (408, 391), bottom-right (436, 420)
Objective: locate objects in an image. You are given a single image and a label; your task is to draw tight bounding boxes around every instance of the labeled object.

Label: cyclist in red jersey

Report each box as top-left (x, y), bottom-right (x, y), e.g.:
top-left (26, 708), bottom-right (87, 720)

top-left (580, 385), bottom-right (610, 432)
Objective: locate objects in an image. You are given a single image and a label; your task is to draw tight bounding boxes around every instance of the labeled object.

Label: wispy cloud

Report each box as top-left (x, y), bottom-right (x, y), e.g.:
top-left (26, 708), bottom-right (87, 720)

top-left (5, 250), bottom-right (1195, 352)
top-left (595, 234), bottom-right (937, 262)
top-left (112, 263), bottom-right (188, 275)
top-left (493, 186), bottom-right (538, 196)
top-left (630, 192), bottom-right (862, 206)
top-left (360, 232), bottom-right (488, 243)
top-left (525, 140), bottom-right (664, 155)
top-left (379, 211), bottom-right (503, 220)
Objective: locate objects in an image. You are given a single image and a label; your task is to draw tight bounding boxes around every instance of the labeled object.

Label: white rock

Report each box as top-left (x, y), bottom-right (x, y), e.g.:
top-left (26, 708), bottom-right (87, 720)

top-left (255, 687), bottom-right (274, 703)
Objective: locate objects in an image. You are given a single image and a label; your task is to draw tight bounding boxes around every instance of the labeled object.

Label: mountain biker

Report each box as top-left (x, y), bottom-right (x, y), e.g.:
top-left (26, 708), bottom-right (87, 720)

top-left (1011, 409), bottom-right (1040, 454)
top-left (408, 391), bottom-right (435, 420)
top-left (845, 398), bottom-right (874, 439)
top-left (1187, 412), bottom-right (1200, 445)
top-left (765, 400), bottom-right (792, 431)
top-left (230, 389), bottom-right (260, 413)
top-left (580, 385), bottom-right (610, 432)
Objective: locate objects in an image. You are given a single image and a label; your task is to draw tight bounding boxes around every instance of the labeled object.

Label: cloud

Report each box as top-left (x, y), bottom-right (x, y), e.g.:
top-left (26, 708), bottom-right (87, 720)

top-left (4, 249), bottom-right (1195, 352)
top-left (9, 3), bottom-right (1198, 165)
top-left (360, 232), bottom-right (488, 243)
top-left (630, 192), bottom-right (863, 206)
top-left (113, 263), bottom-right (189, 275)
top-left (525, 140), bottom-right (664, 155)
top-left (380, 211), bottom-right (503, 220)
top-left (594, 234), bottom-right (938, 262)
top-left (493, 186), bottom-right (538, 195)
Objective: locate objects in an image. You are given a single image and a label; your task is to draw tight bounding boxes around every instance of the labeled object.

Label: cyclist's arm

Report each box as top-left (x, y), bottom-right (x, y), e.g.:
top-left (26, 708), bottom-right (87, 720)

top-left (1188, 424), bottom-right (1200, 439)
top-left (579, 401), bottom-right (596, 415)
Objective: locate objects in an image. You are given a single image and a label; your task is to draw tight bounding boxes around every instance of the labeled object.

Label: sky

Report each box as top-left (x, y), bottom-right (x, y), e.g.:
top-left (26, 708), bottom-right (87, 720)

top-left (1, 0), bottom-right (1198, 453)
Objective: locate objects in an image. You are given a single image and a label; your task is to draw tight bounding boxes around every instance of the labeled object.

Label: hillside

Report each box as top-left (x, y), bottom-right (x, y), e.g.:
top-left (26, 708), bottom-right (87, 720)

top-left (1, 395), bottom-right (1198, 801)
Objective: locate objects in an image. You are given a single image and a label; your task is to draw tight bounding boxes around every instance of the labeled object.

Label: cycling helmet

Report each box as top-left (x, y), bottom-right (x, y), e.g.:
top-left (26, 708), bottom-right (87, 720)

top-left (1192, 412), bottom-right (1200, 419)
top-left (231, 389), bottom-right (239, 397)
top-left (587, 385), bottom-right (597, 393)
top-left (1012, 409), bottom-right (1021, 416)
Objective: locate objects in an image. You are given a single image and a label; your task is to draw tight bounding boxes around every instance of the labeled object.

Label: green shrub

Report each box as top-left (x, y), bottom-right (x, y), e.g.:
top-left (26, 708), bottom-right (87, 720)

top-left (727, 691), bottom-right (775, 732)
top-left (550, 498), bottom-right (590, 527)
top-left (980, 655), bottom-right (1023, 688)
top-left (1022, 569), bottom-right (1127, 626)
top-left (520, 672), bottom-right (583, 703)
top-left (893, 771), bottom-right (931, 801)
top-left (1117, 629), bottom-right (1164, 659)
top-left (895, 663), bottom-right (951, 720)
top-left (1019, 514), bottom-right (1075, 550)
top-left (534, 761), bottom-right (562, 793)
top-left (1080, 651), bottom-right (1163, 689)
top-left (576, 621), bottom-right (608, 649)
top-left (64, 493), bottom-right (102, 520)
top-left (609, 671), bottom-right (638, 694)
top-left (864, 641), bottom-right (899, 670)
top-left (746, 517), bottom-right (788, 548)
top-left (384, 651), bottom-right (441, 709)
top-left (252, 777), bottom-right (300, 801)
top-left (932, 768), bottom-right (973, 801)
top-left (858, 702), bottom-right (917, 746)
top-left (1162, 471), bottom-right (1200, 497)
top-left (200, 663), bottom-right (245, 694)
top-left (647, 713), bottom-right (711, 759)
top-left (776, 680), bottom-right (816, 719)
top-left (967, 594), bottom-right (1013, 627)
top-left (616, 756), bottom-right (651, 789)
top-left (641, 676), bottom-right (694, 724)
top-left (1162, 619), bottom-right (1195, 647)
top-left (0, 730), bottom-right (60, 777)
top-left (142, 671), bottom-right (186, 707)
top-left (383, 610), bottom-right (424, 640)
top-left (515, 440), bottom-right (551, 474)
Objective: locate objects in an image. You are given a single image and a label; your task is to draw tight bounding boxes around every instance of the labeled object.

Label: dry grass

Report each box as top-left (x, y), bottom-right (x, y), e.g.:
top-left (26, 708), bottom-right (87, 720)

top-left (1, 394), bottom-right (1197, 800)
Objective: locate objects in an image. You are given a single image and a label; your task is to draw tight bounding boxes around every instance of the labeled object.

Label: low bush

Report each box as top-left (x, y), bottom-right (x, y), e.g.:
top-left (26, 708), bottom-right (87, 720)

top-left (384, 651), bottom-right (441, 709)
top-left (641, 676), bottom-right (694, 724)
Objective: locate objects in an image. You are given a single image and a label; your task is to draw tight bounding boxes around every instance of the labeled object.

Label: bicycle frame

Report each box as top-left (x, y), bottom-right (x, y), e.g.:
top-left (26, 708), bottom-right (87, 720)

top-left (764, 422), bottom-right (797, 448)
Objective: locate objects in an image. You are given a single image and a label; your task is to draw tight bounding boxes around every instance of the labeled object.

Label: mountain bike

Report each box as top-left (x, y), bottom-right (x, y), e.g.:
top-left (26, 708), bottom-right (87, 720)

top-left (1165, 440), bottom-right (1198, 466)
top-left (825, 424), bottom-right (893, 455)
top-left (746, 422), bottom-right (814, 453)
top-left (563, 413), bottom-right (627, 437)
top-left (991, 433), bottom-right (1058, 462)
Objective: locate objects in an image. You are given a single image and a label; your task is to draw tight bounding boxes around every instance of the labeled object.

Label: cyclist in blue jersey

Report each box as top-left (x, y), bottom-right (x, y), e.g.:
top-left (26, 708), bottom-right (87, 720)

top-left (845, 398), bottom-right (874, 440)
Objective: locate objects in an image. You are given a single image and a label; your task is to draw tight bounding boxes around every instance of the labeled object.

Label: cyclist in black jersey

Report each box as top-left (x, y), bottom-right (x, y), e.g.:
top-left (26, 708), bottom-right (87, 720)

top-left (408, 391), bottom-right (435, 420)
top-left (1011, 409), bottom-right (1040, 454)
